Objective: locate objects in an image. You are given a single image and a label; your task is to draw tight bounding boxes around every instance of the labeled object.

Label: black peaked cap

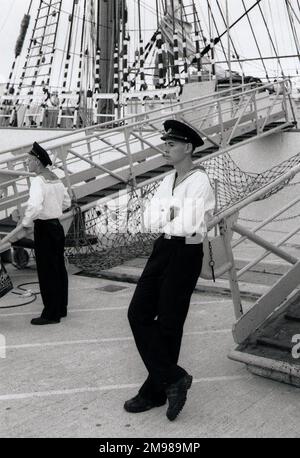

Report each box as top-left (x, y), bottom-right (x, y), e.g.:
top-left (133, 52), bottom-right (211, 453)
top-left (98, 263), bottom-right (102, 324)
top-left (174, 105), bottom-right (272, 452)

top-left (161, 119), bottom-right (204, 148)
top-left (30, 142), bottom-right (52, 167)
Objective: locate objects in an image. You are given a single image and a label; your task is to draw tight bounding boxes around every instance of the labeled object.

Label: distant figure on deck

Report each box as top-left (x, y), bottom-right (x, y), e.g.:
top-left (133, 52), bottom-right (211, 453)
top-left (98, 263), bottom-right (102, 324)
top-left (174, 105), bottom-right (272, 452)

top-left (125, 120), bottom-right (215, 421)
top-left (21, 142), bottom-right (71, 325)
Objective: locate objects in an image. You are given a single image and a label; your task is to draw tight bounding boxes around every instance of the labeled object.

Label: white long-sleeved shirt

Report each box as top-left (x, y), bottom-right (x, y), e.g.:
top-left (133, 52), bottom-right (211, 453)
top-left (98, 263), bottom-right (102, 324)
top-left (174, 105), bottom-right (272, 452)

top-left (22, 175), bottom-right (71, 227)
top-left (143, 168), bottom-right (215, 241)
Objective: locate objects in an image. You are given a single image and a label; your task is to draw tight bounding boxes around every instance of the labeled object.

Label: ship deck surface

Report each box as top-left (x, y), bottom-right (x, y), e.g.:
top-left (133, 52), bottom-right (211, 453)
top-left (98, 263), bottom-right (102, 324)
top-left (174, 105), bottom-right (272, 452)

top-left (1, 243), bottom-right (300, 438)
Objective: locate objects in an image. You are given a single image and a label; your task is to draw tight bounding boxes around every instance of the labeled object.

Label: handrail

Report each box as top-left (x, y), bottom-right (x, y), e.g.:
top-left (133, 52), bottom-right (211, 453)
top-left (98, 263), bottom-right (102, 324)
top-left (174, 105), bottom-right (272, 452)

top-left (0, 79), bottom-right (294, 256)
top-left (226, 93), bottom-right (255, 144)
top-left (0, 81), bottom-right (289, 178)
top-left (207, 161), bottom-right (300, 230)
top-left (232, 195), bottom-right (300, 248)
top-left (0, 169), bottom-right (34, 178)
top-left (235, 223), bottom-right (300, 277)
top-left (233, 223), bottom-right (298, 265)
top-left (197, 121), bottom-right (292, 166)
top-left (0, 79), bottom-right (290, 156)
top-left (67, 149), bottom-right (128, 183)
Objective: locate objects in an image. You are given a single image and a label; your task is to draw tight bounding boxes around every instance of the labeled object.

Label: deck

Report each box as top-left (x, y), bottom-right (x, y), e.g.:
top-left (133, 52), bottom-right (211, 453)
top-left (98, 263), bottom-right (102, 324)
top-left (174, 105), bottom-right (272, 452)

top-left (1, 248), bottom-right (300, 438)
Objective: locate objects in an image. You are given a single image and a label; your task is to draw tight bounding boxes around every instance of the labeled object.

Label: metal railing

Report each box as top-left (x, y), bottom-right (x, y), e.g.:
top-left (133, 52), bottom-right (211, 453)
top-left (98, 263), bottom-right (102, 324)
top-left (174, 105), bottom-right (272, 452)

top-left (0, 80), bottom-right (295, 260)
top-left (202, 161), bottom-right (300, 344)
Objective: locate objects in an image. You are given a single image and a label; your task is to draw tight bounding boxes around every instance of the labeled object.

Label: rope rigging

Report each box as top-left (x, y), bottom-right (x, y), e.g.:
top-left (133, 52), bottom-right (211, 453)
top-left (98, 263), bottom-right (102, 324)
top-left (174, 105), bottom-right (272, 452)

top-left (2, 0), bottom-right (300, 130)
top-left (257, 1), bottom-right (285, 77)
top-left (215, 0), bottom-right (244, 75)
top-left (207, 0), bottom-right (215, 77)
top-left (41, 0), bottom-right (96, 26)
top-left (267, 0), bottom-right (281, 76)
top-left (286, 0), bottom-right (300, 25)
top-left (204, 1), bottom-right (229, 72)
top-left (285, 0), bottom-right (300, 68)
top-left (199, 0), bottom-right (263, 60)
top-left (0, 0), bottom-right (17, 33)
top-left (179, 0), bottom-right (189, 84)
top-left (241, 0), bottom-right (269, 81)
top-left (195, 0), bottom-right (210, 44)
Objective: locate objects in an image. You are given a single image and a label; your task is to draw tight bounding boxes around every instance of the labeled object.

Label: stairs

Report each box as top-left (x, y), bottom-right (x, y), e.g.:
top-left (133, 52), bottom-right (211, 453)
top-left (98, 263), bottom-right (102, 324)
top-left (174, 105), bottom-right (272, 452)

top-left (0, 80), bottom-right (296, 253)
top-left (75, 121), bottom-right (295, 207)
top-left (229, 289), bottom-right (300, 387)
top-left (0, 118), bottom-right (295, 239)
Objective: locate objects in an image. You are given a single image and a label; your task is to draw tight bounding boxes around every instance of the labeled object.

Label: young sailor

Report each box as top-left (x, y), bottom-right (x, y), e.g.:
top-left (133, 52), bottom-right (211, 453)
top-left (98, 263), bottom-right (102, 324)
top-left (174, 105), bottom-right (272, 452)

top-left (125, 119), bottom-right (215, 421)
top-left (21, 142), bottom-right (71, 325)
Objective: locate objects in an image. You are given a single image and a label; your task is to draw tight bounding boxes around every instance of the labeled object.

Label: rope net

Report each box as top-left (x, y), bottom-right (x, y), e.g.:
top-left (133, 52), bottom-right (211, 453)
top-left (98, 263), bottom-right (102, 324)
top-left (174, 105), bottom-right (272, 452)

top-left (65, 183), bottom-right (158, 272)
top-left (205, 151), bottom-right (300, 211)
top-left (66, 151), bottom-right (300, 272)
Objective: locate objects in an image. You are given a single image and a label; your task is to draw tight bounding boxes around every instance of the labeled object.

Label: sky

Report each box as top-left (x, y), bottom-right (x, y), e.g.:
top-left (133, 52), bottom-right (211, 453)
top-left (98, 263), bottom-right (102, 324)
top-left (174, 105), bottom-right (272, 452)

top-left (0, 0), bottom-right (299, 85)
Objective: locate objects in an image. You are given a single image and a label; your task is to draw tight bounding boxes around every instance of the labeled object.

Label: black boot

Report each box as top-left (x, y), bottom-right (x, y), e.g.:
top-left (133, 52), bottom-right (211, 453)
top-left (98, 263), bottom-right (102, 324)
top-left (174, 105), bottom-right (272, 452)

top-left (124, 394), bottom-right (166, 413)
top-left (31, 317), bottom-right (60, 325)
top-left (166, 374), bottom-right (193, 421)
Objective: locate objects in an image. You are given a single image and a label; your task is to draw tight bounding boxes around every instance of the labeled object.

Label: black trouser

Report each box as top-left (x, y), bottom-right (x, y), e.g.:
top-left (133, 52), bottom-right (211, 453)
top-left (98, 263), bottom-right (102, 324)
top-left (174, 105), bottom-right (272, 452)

top-left (128, 235), bottom-right (203, 402)
top-left (34, 219), bottom-right (68, 321)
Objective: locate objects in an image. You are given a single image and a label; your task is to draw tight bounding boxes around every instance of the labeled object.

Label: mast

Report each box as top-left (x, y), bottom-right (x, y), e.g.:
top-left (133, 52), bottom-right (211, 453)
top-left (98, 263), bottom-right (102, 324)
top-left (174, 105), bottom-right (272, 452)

top-left (97, 0), bottom-right (120, 119)
top-left (225, 0), bottom-right (232, 88)
top-left (193, 3), bottom-right (201, 82)
top-left (99, 0), bottom-right (114, 92)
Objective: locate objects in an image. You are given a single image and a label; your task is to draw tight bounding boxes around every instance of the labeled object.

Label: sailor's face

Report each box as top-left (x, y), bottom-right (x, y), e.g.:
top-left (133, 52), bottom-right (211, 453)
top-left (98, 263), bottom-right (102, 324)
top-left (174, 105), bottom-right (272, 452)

top-left (26, 154), bottom-right (40, 173)
top-left (163, 139), bottom-right (190, 165)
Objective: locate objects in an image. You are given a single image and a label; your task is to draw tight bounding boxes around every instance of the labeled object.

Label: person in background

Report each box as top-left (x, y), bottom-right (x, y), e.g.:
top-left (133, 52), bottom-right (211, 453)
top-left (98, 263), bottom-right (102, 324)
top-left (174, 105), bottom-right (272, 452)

top-left (21, 142), bottom-right (71, 325)
top-left (125, 119), bottom-right (215, 421)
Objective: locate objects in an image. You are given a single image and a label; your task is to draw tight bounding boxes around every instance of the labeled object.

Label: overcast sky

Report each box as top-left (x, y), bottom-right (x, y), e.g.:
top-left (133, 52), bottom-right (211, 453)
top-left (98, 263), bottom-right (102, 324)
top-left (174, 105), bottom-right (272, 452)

top-left (0, 0), bottom-right (299, 84)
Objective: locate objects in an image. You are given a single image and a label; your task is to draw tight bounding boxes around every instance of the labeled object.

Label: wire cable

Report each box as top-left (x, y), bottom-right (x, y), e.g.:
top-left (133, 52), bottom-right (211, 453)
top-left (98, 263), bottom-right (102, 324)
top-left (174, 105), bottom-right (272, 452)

top-left (285, 0), bottom-right (300, 67)
top-left (0, 281), bottom-right (40, 309)
top-left (241, 0), bottom-right (269, 80)
top-left (206, 1), bottom-right (229, 71)
top-left (257, 1), bottom-right (285, 76)
top-left (0, 0), bottom-right (17, 33)
top-left (215, 0), bottom-right (244, 74)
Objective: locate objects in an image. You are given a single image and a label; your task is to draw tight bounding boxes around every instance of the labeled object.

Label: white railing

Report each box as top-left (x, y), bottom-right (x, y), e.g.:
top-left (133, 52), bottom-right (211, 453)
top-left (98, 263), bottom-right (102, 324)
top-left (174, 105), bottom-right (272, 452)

top-left (0, 80), bottom-right (295, 258)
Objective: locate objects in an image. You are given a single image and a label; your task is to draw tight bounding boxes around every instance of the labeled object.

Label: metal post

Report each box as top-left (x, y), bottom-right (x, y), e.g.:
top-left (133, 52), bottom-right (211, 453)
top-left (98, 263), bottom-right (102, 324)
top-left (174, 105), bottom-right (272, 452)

top-left (226, 0), bottom-right (233, 103)
top-left (233, 223), bottom-right (298, 264)
top-left (124, 127), bottom-right (137, 187)
top-left (59, 146), bottom-right (74, 200)
top-left (220, 218), bottom-right (243, 318)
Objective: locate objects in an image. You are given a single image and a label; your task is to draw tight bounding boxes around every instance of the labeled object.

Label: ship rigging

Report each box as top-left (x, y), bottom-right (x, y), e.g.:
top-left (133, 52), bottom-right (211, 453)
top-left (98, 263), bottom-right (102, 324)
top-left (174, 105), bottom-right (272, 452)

top-left (1, 0), bottom-right (300, 129)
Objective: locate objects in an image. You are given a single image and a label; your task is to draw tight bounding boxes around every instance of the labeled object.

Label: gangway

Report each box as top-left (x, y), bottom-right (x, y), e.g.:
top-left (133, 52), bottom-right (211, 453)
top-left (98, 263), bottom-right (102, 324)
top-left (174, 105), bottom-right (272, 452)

top-left (0, 79), bottom-right (296, 255)
top-left (200, 160), bottom-right (300, 388)
top-left (2, 80), bottom-right (300, 387)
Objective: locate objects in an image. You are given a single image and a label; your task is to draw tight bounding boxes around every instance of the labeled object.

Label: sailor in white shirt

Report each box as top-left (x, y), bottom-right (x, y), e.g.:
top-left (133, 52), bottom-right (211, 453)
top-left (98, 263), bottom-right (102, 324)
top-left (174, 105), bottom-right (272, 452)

top-left (21, 142), bottom-right (71, 325)
top-left (125, 120), bottom-right (215, 421)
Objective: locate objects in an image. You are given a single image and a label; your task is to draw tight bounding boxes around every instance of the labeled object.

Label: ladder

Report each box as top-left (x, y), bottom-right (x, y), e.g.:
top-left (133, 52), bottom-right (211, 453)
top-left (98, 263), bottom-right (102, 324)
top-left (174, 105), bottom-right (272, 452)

top-left (15, 0), bottom-right (63, 126)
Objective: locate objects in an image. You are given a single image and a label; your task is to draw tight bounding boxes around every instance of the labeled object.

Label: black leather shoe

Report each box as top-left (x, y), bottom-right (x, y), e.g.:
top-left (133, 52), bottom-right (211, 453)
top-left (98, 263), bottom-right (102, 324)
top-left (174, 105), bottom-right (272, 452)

top-left (31, 317), bottom-right (60, 325)
top-left (166, 374), bottom-right (193, 421)
top-left (124, 394), bottom-right (166, 413)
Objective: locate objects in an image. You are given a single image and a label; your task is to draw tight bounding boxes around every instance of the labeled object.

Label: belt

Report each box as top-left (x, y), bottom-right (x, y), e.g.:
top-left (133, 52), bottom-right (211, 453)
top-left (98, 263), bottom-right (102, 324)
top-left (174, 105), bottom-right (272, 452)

top-left (163, 233), bottom-right (202, 244)
top-left (34, 218), bottom-right (59, 224)
top-left (163, 234), bottom-right (185, 241)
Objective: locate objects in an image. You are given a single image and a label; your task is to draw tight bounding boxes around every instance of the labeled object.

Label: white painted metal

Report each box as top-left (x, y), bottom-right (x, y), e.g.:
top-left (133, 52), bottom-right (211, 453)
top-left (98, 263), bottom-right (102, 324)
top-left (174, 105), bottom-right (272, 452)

top-left (0, 79), bottom-right (295, 265)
